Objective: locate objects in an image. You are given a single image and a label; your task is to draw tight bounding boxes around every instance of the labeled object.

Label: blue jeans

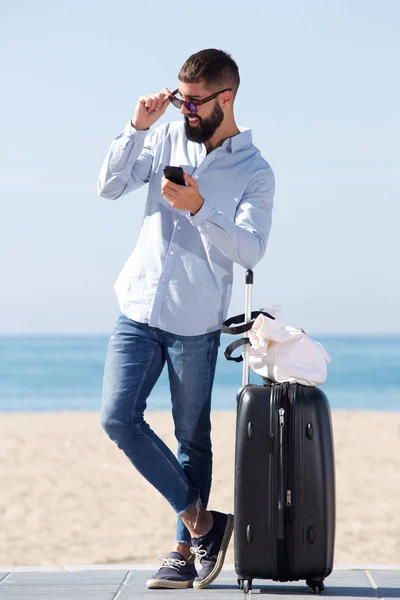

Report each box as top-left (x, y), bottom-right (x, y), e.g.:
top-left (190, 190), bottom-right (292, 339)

top-left (100, 314), bottom-right (221, 545)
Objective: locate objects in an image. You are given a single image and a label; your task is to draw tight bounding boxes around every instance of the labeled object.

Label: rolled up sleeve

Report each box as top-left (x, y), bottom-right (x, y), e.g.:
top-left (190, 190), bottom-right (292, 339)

top-left (98, 123), bottom-right (154, 200)
top-left (187, 166), bottom-right (275, 269)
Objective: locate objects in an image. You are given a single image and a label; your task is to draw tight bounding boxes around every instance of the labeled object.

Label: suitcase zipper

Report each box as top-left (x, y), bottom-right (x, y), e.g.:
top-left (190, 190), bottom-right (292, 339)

top-left (286, 384), bottom-right (294, 518)
top-left (277, 404), bottom-right (285, 540)
top-left (284, 383), bottom-right (296, 576)
top-left (276, 385), bottom-right (287, 580)
top-left (277, 382), bottom-right (293, 580)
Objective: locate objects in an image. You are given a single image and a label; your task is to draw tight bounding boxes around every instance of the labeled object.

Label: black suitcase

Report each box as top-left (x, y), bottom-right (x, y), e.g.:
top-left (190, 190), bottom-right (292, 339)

top-left (222, 270), bottom-right (335, 595)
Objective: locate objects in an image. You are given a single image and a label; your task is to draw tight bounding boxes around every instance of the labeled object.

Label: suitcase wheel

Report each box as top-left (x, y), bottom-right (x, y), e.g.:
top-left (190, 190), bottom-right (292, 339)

top-left (243, 579), bottom-right (252, 595)
top-left (306, 579), bottom-right (325, 594)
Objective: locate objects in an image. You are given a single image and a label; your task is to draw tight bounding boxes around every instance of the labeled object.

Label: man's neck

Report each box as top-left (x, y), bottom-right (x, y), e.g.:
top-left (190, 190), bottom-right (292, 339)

top-left (204, 120), bottom-right (241, 154)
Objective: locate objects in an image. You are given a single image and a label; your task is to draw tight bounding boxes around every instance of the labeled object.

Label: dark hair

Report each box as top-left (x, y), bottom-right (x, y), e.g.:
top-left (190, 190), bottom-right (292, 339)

top-left (178, 49), bottom-right (240, 97)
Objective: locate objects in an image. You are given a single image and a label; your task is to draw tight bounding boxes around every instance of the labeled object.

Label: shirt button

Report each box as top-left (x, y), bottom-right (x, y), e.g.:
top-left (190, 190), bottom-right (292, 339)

top-left (161, 278), bottom-right (166, 282)
top-left (194, 175), bottom-right (199, 179)
top-left (170, 251), bottom-right (174, 255)
top-left (177, 226), bottom-right (182, 230)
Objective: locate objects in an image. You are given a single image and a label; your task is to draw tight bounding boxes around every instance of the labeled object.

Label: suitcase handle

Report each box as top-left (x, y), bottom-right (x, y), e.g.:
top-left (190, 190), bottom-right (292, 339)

top-left (222, 271), bottom-right (275, 382)
top-left (243, 270), bottom-right (253, 386)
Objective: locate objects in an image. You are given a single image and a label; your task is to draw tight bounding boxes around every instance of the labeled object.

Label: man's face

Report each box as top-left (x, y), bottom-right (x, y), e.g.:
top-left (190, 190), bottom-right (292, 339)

top-left (178, 82), bottom-right (225, 144)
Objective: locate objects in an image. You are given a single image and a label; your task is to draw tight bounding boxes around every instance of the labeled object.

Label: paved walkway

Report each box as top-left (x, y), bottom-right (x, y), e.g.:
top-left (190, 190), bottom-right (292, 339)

top-left (0, 565), bottom-right (399, 599)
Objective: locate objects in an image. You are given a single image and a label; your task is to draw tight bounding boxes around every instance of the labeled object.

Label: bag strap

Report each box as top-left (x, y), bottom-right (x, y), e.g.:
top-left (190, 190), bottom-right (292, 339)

top-left (224, 337), bottom-right (248, 362)
top-left (221, 310), bottom-right (275, 335)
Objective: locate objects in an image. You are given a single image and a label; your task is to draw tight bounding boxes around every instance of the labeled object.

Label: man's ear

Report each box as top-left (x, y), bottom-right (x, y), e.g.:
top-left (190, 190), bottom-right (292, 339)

top-left (221, 90), bottom-right (234, 108)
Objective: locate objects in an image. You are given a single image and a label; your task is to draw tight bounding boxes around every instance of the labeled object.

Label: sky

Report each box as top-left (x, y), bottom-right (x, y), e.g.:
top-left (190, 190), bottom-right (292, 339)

top-left (1, 0), bottom-right (399, 335)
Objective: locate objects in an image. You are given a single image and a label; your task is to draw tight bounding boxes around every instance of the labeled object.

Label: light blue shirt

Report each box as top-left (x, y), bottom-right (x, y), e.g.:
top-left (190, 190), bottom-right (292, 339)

top-left (98, 120), bottom-right (275, 336)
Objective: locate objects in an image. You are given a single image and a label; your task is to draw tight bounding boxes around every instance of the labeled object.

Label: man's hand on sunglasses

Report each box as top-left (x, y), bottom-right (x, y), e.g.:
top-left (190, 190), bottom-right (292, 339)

top-left (131, 88), bottom-right (171, 131)
top-left (161, 173), bottom-right (204, 215)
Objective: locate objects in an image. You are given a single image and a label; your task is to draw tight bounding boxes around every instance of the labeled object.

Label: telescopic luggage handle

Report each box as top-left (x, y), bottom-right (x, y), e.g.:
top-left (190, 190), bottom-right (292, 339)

top-left (242, 270), bottom-right (253, 386)
top-left (222, 270), bottom-right (270, 386)
top-left (221, 270), bottom-right (255, 385)
top-left (222, 271), bottom-right (275, 385)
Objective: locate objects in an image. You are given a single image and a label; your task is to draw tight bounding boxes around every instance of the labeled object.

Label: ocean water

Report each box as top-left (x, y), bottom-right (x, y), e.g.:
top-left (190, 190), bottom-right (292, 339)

top-left (0, 335), bottom-right (399, 412)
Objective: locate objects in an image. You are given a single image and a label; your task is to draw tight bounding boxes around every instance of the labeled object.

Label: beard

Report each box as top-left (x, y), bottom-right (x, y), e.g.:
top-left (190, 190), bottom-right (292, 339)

top-left (184, 101), bottom-right (224, 144)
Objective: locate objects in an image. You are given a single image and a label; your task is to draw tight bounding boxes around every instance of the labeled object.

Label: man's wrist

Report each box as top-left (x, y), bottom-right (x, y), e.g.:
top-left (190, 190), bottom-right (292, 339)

top-left (130, 120), bottom-right (150, 131)
top-left (187, 198), bottom-right (213, 227)
top-left (192, 197), bottom-right (204, 216)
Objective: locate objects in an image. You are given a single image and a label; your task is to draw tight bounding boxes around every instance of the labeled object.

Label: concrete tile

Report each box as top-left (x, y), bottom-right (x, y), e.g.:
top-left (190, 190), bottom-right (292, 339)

top-left (368, 570), bottom-right (400, 598)
top-left (0, 567), bottom-right (398, 600)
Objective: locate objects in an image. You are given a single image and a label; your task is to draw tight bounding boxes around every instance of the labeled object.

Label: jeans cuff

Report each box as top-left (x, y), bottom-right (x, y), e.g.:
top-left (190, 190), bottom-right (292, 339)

top-left (175, 539), bottom-right (191, 545)
top-left (177, 498), bottom-right (199, 517)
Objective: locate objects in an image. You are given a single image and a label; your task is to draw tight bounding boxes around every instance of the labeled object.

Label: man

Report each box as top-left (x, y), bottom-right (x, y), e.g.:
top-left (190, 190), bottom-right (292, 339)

top-left (98, 48), bottom-right (274, 590)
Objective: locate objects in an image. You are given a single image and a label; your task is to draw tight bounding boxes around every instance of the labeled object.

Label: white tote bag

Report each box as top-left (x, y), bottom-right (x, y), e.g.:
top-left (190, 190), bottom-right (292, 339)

top-left (247, 304), bottom-right (331, 386)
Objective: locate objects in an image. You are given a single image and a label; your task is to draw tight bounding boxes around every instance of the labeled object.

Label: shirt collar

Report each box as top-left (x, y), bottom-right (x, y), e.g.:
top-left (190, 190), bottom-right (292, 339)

top-left (221, 128), bottom-right (252, 153)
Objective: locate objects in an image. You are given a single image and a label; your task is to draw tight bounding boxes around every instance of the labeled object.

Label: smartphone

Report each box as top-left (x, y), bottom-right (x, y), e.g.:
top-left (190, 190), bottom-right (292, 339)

top-left (164, 166), bottom-right (186, 186)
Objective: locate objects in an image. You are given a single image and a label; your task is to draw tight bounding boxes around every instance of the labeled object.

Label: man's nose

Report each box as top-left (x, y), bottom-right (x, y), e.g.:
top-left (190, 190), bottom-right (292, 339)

top-left (180, 103), bottom-right (195, 116)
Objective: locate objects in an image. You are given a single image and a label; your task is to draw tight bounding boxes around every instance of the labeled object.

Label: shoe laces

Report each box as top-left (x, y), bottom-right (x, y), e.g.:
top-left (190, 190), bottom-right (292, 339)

top-left (190, 545), bottom-right (207, 561)
top-left (158, 556), bottom-right (187, 571)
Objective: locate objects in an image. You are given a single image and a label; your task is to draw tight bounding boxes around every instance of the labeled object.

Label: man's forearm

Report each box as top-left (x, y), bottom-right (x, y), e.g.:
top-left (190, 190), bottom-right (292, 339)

top-left (98, 124), bottom-right (150, 200)
top-left (188, 201), bottom-right (272, 269)
top-left (187, 168), bottom-right (275, 268)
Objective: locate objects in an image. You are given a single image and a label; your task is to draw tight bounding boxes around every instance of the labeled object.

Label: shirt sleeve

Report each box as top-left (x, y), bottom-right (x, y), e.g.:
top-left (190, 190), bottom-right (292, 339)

top-left (97, 122), bottom-right (155, 200)
top-left (187, 166), bottom-right (275, 269)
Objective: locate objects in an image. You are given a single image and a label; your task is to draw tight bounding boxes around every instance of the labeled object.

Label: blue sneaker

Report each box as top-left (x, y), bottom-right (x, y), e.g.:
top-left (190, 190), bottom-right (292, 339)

top-left (146, 552), bottom-right (197, 589)
top-left (190, 511), bottom-right (234, 589)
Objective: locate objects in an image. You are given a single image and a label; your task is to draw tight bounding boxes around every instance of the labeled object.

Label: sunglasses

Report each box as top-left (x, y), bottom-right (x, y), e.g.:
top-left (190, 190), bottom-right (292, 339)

top-left (168, 88), bottom-right (233, 114)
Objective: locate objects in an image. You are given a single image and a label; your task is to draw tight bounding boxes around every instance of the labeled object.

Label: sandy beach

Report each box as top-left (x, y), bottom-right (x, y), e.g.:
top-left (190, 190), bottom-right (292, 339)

top-left (0, 409), bottom-right (399, 566)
